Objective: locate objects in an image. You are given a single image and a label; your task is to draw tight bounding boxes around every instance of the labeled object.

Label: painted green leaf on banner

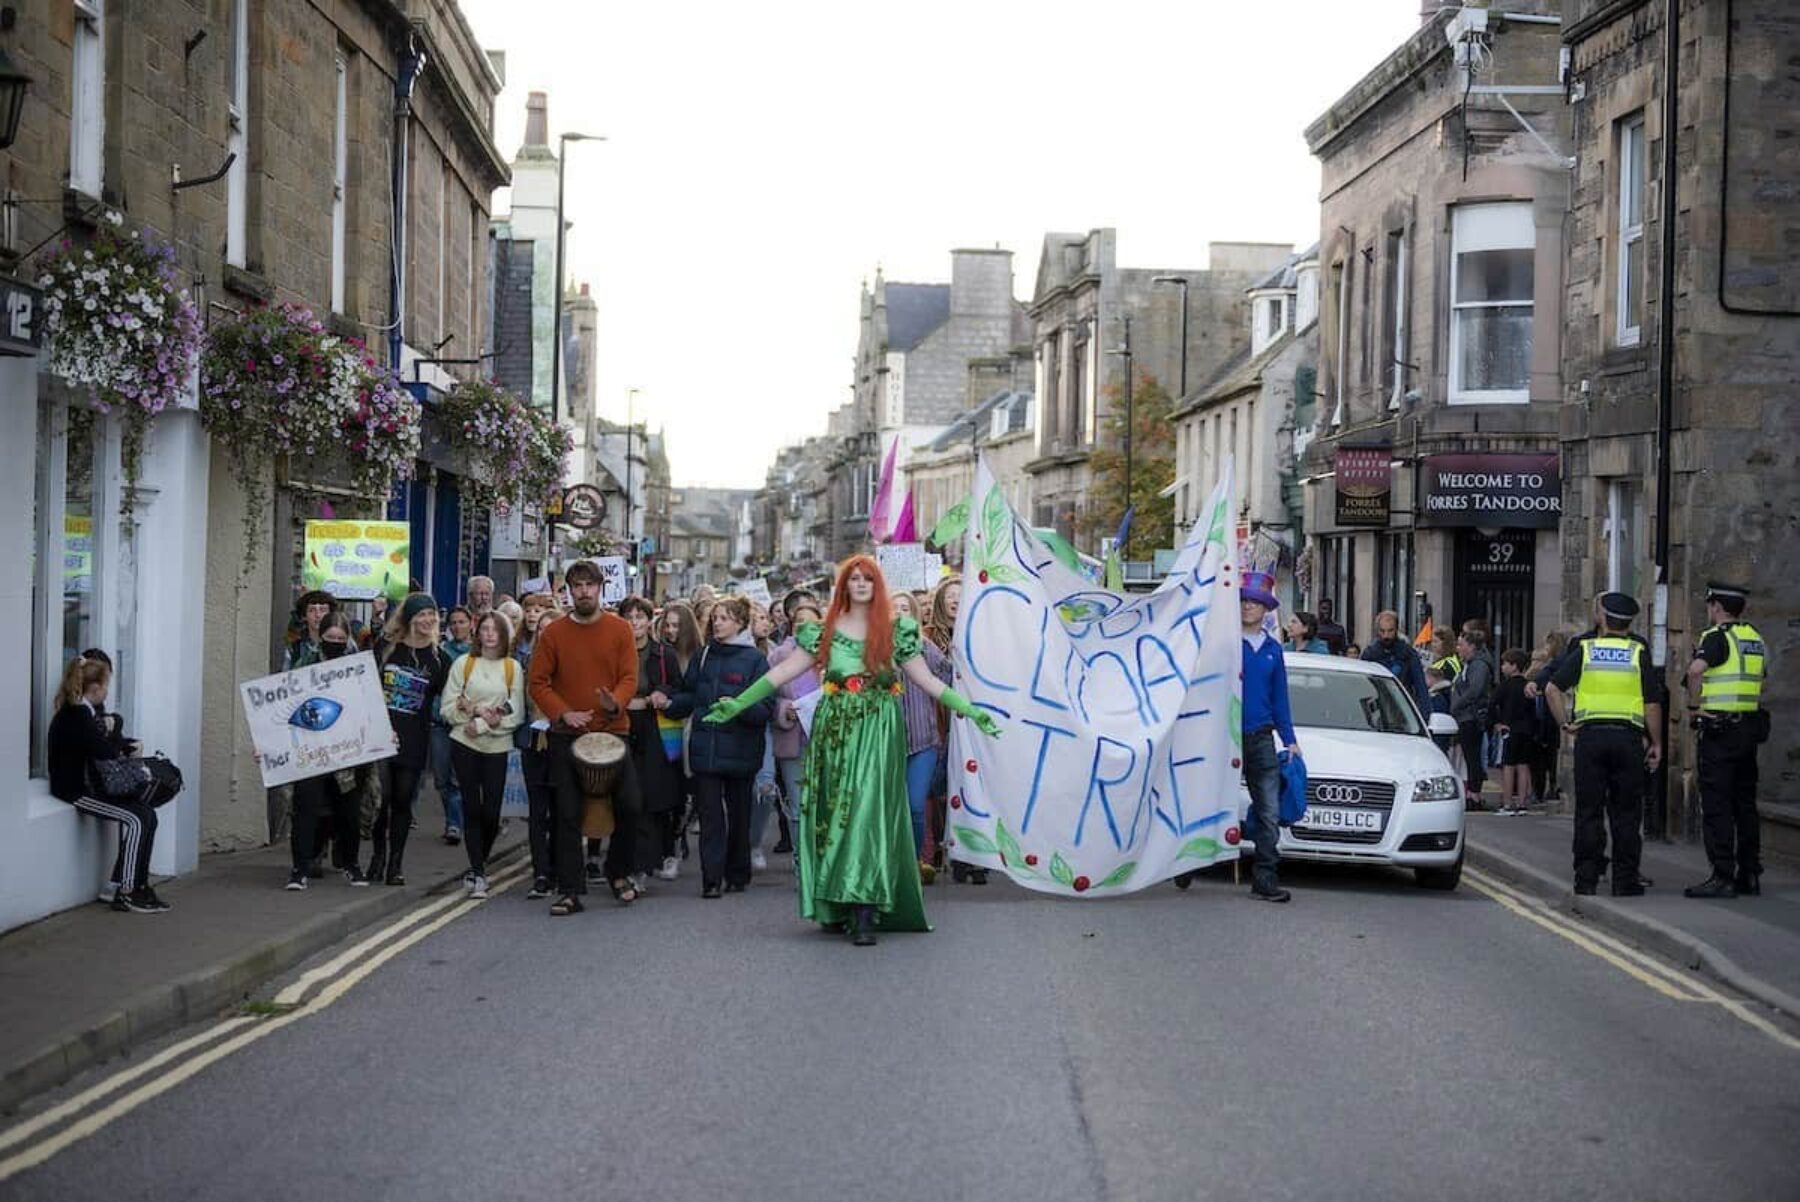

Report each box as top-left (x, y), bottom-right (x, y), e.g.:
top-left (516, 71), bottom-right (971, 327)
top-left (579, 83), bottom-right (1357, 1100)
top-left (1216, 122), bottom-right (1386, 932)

top-left (982, 485), bottom-right (1011, 553)
top-left (985, 564), bottom-right (1025, 584)
top-left (929, 500), bottom-right (969, 548)
top-left (1179, 836), bottom-right (1221, 860)
top-left (1098, 861), bottom-right (1137, 888)
top-left (1207, 499), bottom-right (1228, 547)
top-left (1049, 851), bottom-right (1076, 887)
top-left (995, 818), bottom-right (1023, 866)
top-left (953, 825), bottom-right (998, 855)
top-left (1230, 697), bottom-right (1243, 747)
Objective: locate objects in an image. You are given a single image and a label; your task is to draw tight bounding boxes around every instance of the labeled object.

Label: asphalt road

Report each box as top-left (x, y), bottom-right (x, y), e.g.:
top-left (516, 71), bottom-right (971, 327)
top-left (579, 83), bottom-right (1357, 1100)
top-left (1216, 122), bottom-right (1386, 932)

top-left (4, 857), bottom-right (1797, 1202)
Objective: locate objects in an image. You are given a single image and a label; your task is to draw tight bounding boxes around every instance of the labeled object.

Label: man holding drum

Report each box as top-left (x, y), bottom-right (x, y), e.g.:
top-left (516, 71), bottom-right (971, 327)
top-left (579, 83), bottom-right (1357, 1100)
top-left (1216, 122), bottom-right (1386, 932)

top-left (527, 560), bottom-right (644, 916)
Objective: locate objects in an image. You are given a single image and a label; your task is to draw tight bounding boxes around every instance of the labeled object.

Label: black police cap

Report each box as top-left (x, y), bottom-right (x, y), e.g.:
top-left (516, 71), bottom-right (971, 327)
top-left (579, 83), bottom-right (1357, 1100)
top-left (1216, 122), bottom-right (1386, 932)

top-left (1598, 591), bottom-right (1639, 621)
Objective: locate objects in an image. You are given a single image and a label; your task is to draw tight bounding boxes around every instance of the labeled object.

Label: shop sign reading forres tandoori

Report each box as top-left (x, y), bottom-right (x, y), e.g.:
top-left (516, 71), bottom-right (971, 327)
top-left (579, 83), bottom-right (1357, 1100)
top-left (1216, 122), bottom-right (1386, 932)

top-left (1417, 452), bottom-right (1561, 528)
top-left (1333, 445), bottom-right (1392, 527)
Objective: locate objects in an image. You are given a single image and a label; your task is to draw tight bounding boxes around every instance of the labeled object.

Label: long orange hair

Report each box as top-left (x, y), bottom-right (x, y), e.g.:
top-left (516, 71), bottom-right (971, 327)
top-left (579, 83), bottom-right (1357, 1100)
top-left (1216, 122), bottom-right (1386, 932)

top-left (820, 554), bottom-right (895, 669)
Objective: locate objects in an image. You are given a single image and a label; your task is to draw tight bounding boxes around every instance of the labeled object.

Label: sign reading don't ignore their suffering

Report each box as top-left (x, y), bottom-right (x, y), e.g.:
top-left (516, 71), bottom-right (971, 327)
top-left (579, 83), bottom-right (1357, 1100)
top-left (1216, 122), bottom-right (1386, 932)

top-left (302, 520), bottom-right (411, 602)
top-left (240, 652), bottom-right (397, 788)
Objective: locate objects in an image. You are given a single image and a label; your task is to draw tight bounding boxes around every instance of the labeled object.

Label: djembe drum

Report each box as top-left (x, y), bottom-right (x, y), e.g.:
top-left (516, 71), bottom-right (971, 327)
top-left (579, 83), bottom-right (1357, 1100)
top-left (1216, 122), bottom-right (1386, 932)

top-left (571, 731), bottom-right (626, 838)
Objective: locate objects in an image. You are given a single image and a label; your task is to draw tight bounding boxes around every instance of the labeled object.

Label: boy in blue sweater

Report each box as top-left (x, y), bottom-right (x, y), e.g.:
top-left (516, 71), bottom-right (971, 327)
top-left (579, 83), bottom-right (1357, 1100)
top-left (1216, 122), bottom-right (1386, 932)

top-left (1240, 571), bottom-right (1301, 902)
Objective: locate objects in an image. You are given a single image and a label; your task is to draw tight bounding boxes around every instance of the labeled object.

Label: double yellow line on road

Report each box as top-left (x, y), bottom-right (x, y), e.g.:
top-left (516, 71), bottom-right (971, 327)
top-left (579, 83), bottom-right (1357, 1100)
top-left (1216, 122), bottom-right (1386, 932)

top-left (0, 861), bottom-right (530, 1182)
top-left (1464, 865), bottom-right (1800, 1051)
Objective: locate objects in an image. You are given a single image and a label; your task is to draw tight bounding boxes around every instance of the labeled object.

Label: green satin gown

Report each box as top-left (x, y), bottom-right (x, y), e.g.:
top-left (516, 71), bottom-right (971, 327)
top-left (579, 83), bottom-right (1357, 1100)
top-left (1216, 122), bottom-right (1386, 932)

top-left (793, 617), bottom-right (930, 932)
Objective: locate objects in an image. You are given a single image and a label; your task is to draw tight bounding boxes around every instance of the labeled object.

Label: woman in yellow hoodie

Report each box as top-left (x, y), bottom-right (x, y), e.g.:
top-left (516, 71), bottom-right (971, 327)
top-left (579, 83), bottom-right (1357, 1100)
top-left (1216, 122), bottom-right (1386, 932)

top-left (441, 611), bottom-right (527, 898)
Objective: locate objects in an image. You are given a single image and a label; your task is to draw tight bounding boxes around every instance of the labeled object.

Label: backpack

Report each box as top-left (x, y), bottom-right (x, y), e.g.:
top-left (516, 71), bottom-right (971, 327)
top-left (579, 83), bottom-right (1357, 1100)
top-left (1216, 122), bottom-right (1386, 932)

top-left (460, 653), bottom-right (516, 692)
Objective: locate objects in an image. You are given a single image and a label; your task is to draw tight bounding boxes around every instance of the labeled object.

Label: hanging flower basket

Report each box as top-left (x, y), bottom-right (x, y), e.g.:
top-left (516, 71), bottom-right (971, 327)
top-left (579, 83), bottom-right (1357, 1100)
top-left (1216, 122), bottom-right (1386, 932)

top-left (440, 378), bottom-right (569, 509)
top-left (37, 212), bottom-right (202, 520)
top-left (200, 303), bottom-right (420, 567)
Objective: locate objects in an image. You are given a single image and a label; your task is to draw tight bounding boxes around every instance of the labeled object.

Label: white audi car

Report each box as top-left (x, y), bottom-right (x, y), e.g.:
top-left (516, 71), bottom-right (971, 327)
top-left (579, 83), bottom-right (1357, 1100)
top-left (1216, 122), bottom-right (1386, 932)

top-left (1256, 652), bottom-right (1466, 889)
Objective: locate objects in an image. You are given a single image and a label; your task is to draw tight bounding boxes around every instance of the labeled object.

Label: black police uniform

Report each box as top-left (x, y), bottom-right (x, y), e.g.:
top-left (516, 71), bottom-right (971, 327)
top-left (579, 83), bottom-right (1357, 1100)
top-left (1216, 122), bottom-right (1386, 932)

top-left (1691, 620), bottom-right (1764, 893)
top-left (1551, 607), bottom-right (1664, 895)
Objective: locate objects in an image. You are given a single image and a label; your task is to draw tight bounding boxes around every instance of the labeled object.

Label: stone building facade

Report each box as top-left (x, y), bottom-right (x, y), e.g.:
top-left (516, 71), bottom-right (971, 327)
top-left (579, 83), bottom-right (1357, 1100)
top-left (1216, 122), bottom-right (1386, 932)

top-left (0, 0), bottom-right (506, 932)
top-left (1025, 229), bottom-right (1290, 551)
top-left (1560, 0), bottom-right (1800, 826)
top-left (1172, 248), bottom-right (1319, 607)
top-left (1300, 5), bottom-right (1567, 650)
top-left (906, 390), bottom-right (1036, 564)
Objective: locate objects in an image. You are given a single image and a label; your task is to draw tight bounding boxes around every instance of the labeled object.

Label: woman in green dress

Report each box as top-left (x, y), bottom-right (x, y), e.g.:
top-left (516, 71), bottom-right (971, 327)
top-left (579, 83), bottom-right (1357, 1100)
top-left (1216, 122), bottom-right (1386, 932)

top-left (702, 555), bottom-right (1000, 945)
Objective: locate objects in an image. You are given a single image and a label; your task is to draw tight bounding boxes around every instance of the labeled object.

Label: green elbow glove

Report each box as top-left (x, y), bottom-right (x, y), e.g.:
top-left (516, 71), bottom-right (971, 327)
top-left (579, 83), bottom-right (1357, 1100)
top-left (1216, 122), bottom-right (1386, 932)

top-left (702, 673), bottom-right (777, 725)
top-left (940, 687), bottom-right (1002, 739)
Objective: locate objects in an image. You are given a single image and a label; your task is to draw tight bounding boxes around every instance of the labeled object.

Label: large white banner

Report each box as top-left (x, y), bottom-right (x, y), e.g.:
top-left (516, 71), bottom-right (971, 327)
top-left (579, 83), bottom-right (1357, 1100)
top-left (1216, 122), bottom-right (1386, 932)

top-left (947, 458), bottom-right (1244, 895)
top-left (240, 652), bottom-right (397, 788)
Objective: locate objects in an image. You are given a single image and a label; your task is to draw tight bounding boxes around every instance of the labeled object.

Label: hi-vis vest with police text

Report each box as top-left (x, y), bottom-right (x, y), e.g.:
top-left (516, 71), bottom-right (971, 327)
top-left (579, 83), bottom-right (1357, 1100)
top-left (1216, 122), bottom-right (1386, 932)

top-left (1572, 636), bottom-right (1646, 728)
top-left (1699, 622), bottom-right (1765, 713)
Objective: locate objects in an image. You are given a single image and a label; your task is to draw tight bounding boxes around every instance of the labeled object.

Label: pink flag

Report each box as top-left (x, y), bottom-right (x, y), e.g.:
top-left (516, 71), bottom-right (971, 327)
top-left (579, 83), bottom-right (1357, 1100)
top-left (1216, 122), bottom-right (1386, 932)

top-left (868, 436), bottom-right (899, 542)
top-left (892, 491), bottom-right (917, 543)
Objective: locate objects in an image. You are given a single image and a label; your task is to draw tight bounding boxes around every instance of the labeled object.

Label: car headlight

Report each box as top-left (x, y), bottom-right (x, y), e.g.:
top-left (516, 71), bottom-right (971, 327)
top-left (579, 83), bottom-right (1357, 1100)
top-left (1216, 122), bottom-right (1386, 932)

top-left (1412, 775), bottom-right (1462, 802)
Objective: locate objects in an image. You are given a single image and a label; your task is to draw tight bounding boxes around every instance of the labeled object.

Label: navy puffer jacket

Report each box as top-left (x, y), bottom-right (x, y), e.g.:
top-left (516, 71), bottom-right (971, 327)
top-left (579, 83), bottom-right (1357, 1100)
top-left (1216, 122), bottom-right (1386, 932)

top-left (665, 636), bottom-right (773, 777)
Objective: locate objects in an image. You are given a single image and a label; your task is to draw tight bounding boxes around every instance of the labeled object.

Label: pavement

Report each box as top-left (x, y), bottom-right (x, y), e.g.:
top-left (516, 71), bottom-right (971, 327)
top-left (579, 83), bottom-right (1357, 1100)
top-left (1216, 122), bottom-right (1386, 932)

top-left (1462, 811), bottom-right (1800, 1019)
top-left (0, 795), bottom-right (522, 1115)
top-left (1, 855), bottom-right (1795, 1202)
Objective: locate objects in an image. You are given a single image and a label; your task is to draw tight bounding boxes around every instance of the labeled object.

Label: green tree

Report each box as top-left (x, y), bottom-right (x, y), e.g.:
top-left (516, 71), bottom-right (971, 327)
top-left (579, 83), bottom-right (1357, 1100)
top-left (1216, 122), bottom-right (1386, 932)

top-left (1083, 371), bottom-right (1176, 561)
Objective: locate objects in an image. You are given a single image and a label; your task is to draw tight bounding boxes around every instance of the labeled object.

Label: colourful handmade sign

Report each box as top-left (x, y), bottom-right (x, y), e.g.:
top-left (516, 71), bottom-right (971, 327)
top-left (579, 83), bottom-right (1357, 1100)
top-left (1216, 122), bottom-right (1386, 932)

top-left (946, 457), bottom-right (1245, 894)
top-left (239, 651), bottom-right (397, 788)
top-left (301, 520), bottom-right (410, 602)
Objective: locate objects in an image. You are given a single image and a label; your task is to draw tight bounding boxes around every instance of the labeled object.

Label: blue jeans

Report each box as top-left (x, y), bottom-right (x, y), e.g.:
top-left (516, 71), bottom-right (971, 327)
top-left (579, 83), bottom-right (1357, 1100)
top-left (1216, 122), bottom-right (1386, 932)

top-left (1241, 729), bottom-right (1282, 889)
top-left (748, 729), bottom-right (779, 851)
top-left (429, 723), bottom-right (464, 832)
top-left (905, 747), bottom-right (938, 856)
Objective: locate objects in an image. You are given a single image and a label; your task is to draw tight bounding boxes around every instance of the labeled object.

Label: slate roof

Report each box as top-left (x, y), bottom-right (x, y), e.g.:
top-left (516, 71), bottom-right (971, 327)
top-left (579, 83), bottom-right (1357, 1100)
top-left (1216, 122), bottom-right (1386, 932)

top-left (1173, 330), bottom-right (1298, 418)
top-left (1248, 242), bottom-right (1319, 293)
top-left (884, 283), bottom-right (952, 351)
top-left (926, 390), bottom-right (1034, 452)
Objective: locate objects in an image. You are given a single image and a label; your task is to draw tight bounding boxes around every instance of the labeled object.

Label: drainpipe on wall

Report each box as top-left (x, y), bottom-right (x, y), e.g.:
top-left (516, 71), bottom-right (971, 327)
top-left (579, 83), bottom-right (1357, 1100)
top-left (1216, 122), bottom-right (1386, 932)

top-left (1649, 0), bottom-right (1679, 840)
top-left (389, 33), bottom-right (427, 373)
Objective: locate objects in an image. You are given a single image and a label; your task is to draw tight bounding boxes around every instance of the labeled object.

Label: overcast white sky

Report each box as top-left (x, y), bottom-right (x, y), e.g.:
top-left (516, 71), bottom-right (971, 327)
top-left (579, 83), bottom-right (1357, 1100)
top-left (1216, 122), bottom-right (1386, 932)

top-left (459, 0), bottom-right (1423, 488)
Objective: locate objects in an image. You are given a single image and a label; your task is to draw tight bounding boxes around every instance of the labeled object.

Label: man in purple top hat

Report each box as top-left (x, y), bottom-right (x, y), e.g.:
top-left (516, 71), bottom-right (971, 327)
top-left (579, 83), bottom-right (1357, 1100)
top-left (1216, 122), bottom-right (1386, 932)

top-left (1238, 570), bottom-right (1301, 902)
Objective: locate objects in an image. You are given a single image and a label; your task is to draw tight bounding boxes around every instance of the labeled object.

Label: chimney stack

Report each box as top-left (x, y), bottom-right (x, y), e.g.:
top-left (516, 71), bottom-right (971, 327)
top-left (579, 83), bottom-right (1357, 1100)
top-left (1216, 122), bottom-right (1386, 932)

top-left (525, 91), bottom-right (549, 148)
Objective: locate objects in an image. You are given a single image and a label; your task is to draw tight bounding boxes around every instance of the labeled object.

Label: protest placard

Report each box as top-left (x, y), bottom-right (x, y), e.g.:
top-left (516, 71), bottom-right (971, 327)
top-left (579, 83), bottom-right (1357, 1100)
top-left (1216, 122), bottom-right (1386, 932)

top-left (594, 556), bottom-right (628, 604)
top-left (301, 521), bottom-right (410, 602)
top-left (239, 651), bottom-right (397, 788)
top-left (877, 542), bottom-right (940, 591)
top-left (739, 578), bottom-right (773, 607)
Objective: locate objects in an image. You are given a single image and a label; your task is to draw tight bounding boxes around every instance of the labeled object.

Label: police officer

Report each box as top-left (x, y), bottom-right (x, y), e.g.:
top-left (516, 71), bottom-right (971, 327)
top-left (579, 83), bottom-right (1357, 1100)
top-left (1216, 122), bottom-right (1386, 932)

top-left (1545, 593), bottom-right (1664, 896)
top-left (1683, 582), bottom-right (1767, 899)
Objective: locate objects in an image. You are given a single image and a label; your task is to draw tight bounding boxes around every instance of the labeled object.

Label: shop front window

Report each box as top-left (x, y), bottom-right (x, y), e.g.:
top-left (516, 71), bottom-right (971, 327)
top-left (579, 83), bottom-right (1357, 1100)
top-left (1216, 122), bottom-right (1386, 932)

top-left (30, 402), bottom-right (107, 778)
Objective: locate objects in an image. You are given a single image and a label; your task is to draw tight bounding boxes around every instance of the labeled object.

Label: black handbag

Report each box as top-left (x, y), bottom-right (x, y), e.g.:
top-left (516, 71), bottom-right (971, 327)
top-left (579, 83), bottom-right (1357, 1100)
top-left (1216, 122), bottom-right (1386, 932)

top-left (90, 756), bottom-right (152, 802)
top-left (91, 754), bottom-right (183, 806)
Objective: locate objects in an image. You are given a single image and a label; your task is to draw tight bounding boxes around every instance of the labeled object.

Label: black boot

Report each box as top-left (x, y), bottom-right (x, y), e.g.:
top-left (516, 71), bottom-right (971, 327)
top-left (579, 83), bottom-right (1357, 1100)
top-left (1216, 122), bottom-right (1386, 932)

top-left (851, 905), bottom-right (877, 946)
top-left (1734, 871), bottom-right (1762, 897)
top-left (385, 852), bottom-right (406, 887)
top-left (366, 845), bottom-right (387, 884)
top-left (1684, 874), bottom-right (1737, 899)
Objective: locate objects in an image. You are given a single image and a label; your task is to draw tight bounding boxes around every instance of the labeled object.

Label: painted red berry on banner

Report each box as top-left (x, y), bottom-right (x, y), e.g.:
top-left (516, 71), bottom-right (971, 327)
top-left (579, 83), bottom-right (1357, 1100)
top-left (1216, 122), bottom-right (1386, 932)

top-left (1024, 854), bottom-right (1038, 866)
top-left (950, 795), bottom-right (962, 809)
top-left (1072, 876), bottom-right (1091, 892)
top-left (1224, 826), bottom-right (1241, 845)
top-left (978, 571), bottom-right (990, 584)
top-left (965, 759), bottom-right (978, 774)
top-left (1231, 757), bottom-right (1241, 769)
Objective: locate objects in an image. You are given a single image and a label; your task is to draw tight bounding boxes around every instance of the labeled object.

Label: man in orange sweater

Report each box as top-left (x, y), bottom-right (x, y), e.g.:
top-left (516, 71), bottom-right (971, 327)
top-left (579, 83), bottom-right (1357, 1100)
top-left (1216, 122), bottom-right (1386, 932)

top-left (528, 559), bottom-right (642, 914)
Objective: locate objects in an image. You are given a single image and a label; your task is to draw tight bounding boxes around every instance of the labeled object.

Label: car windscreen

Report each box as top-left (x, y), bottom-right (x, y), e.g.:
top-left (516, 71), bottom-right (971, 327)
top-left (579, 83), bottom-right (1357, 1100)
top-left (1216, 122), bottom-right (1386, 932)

top-left (1285, 667), bottom-right (1425, 737)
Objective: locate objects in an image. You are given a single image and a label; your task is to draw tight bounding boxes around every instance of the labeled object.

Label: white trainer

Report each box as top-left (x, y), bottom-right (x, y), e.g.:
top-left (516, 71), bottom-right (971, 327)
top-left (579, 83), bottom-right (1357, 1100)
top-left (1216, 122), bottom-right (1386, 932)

top-left (470, 874), bottom-right (489, 900)
top-left (655, 856), bottom-right (679, 881)
top-left (750, 850), bottom-right (768, 872)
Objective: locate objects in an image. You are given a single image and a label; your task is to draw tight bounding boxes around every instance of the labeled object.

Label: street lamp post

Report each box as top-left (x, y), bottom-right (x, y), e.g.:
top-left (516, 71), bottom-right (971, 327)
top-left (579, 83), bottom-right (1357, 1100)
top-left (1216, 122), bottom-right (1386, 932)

top-left (549, 131), bottom-right (603, 425)
top-left (1106, 315), bottom-right (1135, 531)
top-left (1151, 275), bottom-right (1189, 399)
top-left (625, 387), bottom-right (639, 555)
